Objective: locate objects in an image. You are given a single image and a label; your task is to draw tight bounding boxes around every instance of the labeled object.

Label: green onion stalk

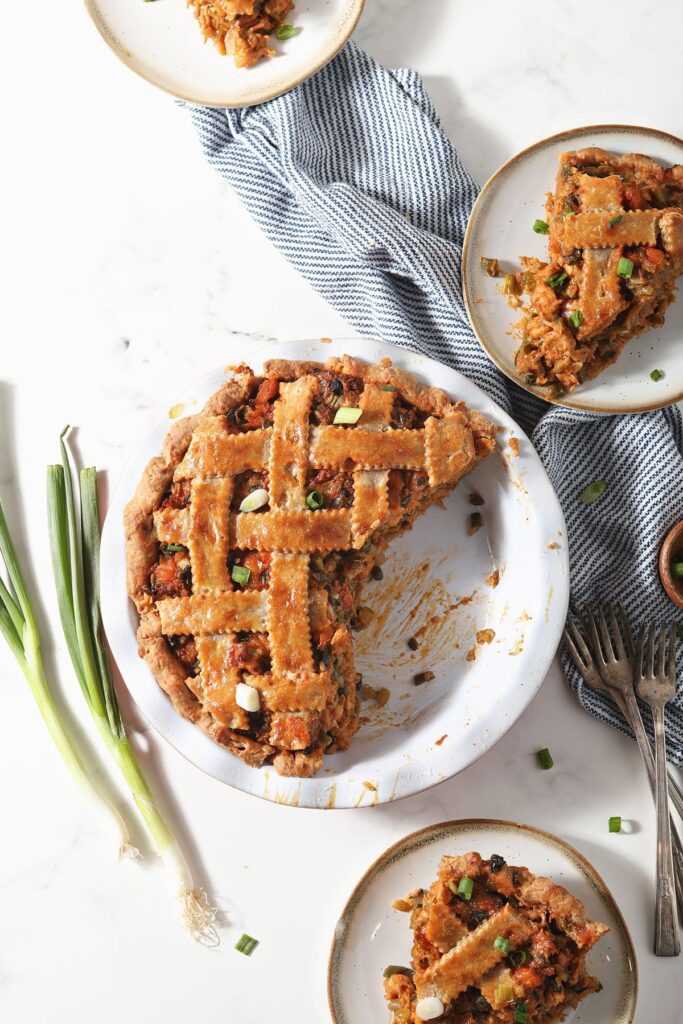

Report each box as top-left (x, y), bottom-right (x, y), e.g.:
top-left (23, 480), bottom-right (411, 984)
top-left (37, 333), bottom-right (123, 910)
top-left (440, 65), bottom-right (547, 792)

top-left (0, 502), bottom-right (131, 849)
top-left (47, 430), bottom-right (217, 944)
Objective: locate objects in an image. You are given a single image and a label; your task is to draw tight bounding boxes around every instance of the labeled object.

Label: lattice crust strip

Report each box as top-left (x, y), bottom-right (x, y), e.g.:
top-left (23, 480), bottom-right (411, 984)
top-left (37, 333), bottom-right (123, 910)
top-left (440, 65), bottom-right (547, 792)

top-left (152, 373), bottom-right (482, 730)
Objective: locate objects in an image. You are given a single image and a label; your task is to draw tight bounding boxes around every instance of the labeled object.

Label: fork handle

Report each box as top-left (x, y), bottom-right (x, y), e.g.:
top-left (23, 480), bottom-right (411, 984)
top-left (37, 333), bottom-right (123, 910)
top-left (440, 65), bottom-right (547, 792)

top-left (617, 689), bottom-right (683, 912)
top-left (616, 689), bottom-right (683, 819)
top-left (652, 705), bottom-right (680, 956)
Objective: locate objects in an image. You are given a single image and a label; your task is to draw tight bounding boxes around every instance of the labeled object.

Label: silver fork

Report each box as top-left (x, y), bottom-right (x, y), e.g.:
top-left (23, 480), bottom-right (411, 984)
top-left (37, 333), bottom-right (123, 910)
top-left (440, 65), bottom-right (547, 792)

top-left (564, 609), bottom-right (683, 913)
top-left (635, 624), bottom-right (681, 957)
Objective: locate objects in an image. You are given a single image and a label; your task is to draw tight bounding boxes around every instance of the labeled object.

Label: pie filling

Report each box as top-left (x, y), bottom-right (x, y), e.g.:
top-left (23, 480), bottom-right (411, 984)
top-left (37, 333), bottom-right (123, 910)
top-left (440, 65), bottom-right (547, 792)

top-left (504, 148), bottom-right (683, 394)
top-left (125, 356), bottom-right (496, 777)
top-left (187, 0), bottom-right (295, 68)
top-left (384, 852), bottom-right (609, 1024)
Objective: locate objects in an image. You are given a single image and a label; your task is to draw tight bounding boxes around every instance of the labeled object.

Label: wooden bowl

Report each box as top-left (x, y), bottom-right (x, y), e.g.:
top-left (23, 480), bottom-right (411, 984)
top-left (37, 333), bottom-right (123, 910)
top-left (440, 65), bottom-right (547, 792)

top-left (659, 521), bottom-right (683, 609)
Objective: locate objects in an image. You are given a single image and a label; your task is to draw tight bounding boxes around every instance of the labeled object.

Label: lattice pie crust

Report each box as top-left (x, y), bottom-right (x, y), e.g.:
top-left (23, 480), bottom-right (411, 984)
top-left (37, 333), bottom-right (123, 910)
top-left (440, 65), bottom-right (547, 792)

top-left (510, 148), bottom-right (683, 394)
top-left (125, 356), bottom-right (496, 777)
top-left (384, 852), bottom-right (609, 1024)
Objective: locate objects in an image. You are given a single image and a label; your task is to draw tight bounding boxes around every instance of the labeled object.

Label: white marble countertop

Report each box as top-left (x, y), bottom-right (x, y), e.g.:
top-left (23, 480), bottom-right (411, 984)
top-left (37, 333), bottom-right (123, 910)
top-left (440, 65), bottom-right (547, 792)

top-left (2, 1), bottom-right (682, 1021)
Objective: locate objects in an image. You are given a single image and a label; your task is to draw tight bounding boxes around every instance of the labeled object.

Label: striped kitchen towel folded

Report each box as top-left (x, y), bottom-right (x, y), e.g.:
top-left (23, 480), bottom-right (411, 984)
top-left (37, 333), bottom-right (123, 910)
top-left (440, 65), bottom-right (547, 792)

top-left (187, 42), bottom-right (683, 764)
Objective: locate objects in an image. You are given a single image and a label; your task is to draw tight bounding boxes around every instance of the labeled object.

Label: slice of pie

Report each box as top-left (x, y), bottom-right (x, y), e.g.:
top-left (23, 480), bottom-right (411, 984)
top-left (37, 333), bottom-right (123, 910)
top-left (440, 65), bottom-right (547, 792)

top-left (125, 355), bottom-right (496, 777)
top-left (505, 147), bottom-right (683, 394)
top-left (384, 852), bottom-right (609, 1024)
top-left (187, 0), bottom-right (295, 68)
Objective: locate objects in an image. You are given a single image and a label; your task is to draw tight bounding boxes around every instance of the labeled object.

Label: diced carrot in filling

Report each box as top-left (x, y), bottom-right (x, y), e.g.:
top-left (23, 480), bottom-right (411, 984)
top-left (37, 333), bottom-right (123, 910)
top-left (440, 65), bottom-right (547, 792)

top-left (227, 632), bottom-right (271, 675)
top-left (623, 183), bottom-right (646, 209)
top-left (149, 552), bottom-right (192, 597)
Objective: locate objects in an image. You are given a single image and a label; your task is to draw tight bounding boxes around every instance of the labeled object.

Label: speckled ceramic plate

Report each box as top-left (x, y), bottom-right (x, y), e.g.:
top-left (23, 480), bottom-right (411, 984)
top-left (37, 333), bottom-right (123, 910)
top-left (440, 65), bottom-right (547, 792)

top-left (84, 0), bottom-right (364, 107)
top-left (462, 125), bottom-right (683, 414)
top-left (328, 819), bottom-right (638, 1024)
top-left (100, 337), bottom-right (568, 809)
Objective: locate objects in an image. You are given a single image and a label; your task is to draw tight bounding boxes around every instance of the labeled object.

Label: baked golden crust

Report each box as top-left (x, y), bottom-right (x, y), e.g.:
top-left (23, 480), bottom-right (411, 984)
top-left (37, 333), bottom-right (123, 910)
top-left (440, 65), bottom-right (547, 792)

top-left (504, 148), bottom-right (683, 394)
top-left (125, 356), bottom-right (496, 776)
top-left (385, 852), bottom-right (609, 1024)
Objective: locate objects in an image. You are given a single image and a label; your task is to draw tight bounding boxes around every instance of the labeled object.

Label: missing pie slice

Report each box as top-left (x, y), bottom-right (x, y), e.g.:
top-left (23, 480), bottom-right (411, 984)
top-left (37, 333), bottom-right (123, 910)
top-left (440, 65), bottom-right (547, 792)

top-left (187, 0), bottom-right (295, 68)
top-left (384, 852), bottom-right (609, 1024)
top-left (504, 147), bottom-right (683, 394)
top-left (125, 356), bottom-right (496, 777)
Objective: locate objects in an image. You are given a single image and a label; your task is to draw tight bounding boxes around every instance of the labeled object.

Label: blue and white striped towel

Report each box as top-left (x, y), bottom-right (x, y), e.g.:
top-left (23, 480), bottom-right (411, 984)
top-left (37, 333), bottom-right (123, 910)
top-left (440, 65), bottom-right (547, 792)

top-left (188, 42), bottom-right (683, 765)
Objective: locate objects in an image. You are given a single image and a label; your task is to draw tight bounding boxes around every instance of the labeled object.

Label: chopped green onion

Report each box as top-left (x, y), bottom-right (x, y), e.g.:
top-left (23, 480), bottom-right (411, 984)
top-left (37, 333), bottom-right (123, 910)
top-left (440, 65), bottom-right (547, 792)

top-left (650, 368), bottom-right (663, 382)
top-left (671, 561), bottom-right (683, 578)
top-left (380, 385), bottom-right (397, 392)
top-left (231, 564), bottom-right (251, 586)
top-left (495, 983), bottom-right (514, 1005)
top-left (580, 479), bottom-right (608, 505)
top-left (480, 257), bottom-right (500, 278)
top-left (306, 490), bottom-right (324, 510)
top-left (239, 488), bottom-right (269, 513)
top-left (162, 543), bottom-right (185, 553)
top-left (617, 257), bottom-right (634, 279)
top-left (47, 439), bottom-right (217, 943)
top-left (514, 1003), bottom-right (528, 1024)
top-left (333, 407), bottom-right (363, 425)
top-left (568, 309), bottom-right (583, 329)
top-left (608, 214), bottom-right (623, 228)
top-left (235, 933), bottom-right (259, 955)
top-left (457, 876), bottom-right (474, 901)
top-left (536, 747), bottom-right (554, 770)
top-left (501, 273), bottom-right (521, 295)
top-left (509, 950), bottom-right (527, 966)
top-left (493, 935), bottom-right (511, 954)
top-left (546, 270), bottom-right (569, 290)
top-left (533, 219), bottom-right (549, 234)
top-left (609, 816), bottom-right (622, 833)
top-left (275, 23), bottom-right (297, 39)
top-left (383, 965), bottom-right (413, 978)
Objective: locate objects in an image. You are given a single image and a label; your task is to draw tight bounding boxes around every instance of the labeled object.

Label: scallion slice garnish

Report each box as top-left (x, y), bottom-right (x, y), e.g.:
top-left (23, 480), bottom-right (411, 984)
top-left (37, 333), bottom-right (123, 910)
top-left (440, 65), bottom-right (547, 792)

top-left (235, 933), bottom-right (259, 955)
top-left (162, 543), bottom-right (185, 553)
top-left (306, 490), bottom-right (324, 510)
top-left (568, 309), bottom-right (582, 330)
top-left (545, 270), bottom-right (569, 290)
top-left (617, 257), bottom-right (634, 279)
top-left (333, 406), bottom-right (363, 425)
top-left (457, 876), bottom-right (474, 901)
top-left (493, 935), bottom-right (511, 954)
top-left (671, 561), bottom-right (683, 578)
top-left (650, 368), bottom-right (663, 382)
top-left (275, 23), bottom-right (296, 39)
top-left (509, 950), bottom-right (527, 966)
top-left (514, 1003), bottom-right (528, 1024)
top-left (380, 385), bottom-right (397, 392)
top-left (533, 219), bottom-right (549, 234)
top-left (580, 479), bottom-right (608, 505)
top-left (231, 564), bottom-right (251, 586)
top-left (239, 488), bottom-right (269, 513)
top-left (536, 747), bottom-right (554, 770)
top-left (608, 214), bottom-right (623, 228)
top-left (609, 816), bottom-right (622, 833)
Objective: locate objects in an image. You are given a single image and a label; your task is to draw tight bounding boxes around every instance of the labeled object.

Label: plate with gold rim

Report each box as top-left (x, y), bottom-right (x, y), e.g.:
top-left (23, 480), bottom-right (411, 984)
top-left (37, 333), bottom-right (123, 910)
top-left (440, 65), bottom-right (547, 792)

top-left (328, 818), bottom-right (638, 1024)
top-left (100, 336), bottom-right (568, 809)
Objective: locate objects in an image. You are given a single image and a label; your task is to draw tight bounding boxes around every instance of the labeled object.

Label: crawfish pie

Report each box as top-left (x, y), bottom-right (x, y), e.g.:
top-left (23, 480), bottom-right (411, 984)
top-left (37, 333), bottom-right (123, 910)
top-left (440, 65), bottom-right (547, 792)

top-left (124, 355), bottom-right (496, 778)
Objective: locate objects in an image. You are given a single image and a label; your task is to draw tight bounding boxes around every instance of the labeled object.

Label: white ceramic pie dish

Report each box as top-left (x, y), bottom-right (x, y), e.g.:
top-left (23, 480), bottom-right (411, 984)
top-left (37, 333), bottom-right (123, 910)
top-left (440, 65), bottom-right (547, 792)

top-left (84, 0), bottom-right (365, 107)
top-left (462, 125), bottom-right (683, 414)
top-left (328, 819), bottom-right (638, 1024)
top-left (100, 337), bottom-right (569, 809)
